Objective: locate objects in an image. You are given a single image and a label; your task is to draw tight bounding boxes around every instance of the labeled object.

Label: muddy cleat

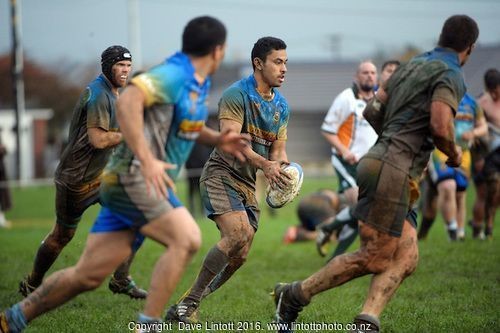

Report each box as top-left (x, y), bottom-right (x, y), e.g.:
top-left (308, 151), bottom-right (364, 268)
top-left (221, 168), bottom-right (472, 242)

top-left (18, 277), bottom-right (37, 297)
top-left (272, 282), bottom-right (308, 333)
top-left (315, 228), bottom-right (331, 257)
top-left (109, 277), bottom-right (147, 299)
top-left (349, 314), bottom-right (380, 333)
top-left (165, 301), bottom-right (199, 324)
top-left (0, 312), bottom-right (10, 333)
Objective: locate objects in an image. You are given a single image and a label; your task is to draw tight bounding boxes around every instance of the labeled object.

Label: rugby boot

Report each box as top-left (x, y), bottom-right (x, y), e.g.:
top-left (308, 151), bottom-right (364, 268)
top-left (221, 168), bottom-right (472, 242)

top-left (18, 276), bottom-right (37, 297)
top-left (271, 282), bottom-right (309, 333)
top-left (165, 301), bottom-right (199, 324)
top-left (109, 276), bottom-right (147, 299)
top-left (349, 314), bottom-right (380, 333)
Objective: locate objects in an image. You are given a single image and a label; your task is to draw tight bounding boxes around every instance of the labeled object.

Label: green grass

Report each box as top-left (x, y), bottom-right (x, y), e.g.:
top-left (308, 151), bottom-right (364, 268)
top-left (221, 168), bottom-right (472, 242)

top-left (0, 178), bottom-right (498, 332)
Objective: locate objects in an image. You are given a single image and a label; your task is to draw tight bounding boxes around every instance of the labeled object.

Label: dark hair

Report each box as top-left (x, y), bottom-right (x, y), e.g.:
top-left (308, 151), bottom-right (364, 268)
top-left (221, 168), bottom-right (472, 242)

top-left (381, 60), bottom-right (400, 71)
top-left (251, 37), bottom-right (287, 70)
top-left (182, 16), bottom-right (226, 57)
top-left (438, 15), bottom-right (479, 52)
top-left (484, 68), bottom-right (500, 92)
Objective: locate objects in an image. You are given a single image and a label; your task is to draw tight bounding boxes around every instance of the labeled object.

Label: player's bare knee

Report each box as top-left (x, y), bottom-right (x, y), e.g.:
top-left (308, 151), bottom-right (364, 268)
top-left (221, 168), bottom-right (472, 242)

top-left (178, 229), bottom-right (202, 256)
top-left (438, 179), bottom-right (456, 195)
top-left (223, 224), bottom-right (253, 251)
top-left (45, 227), bottom-right (76, 248)
top-left (224, 237), bottom-right (246, 256)
top-left (76, 272), bottom-right (106, 291)
top-left (187, 232), bottom-right (202, 255)
top-left (404, 250), bottom-right (419, 277)
top-left (361, 247), bottom-right (393, 273)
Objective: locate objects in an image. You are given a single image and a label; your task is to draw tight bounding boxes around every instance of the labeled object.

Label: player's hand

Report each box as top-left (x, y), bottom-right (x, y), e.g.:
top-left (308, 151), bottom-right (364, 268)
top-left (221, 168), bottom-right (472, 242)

top-left (217, 129), bottom-right (251, 163)
top-left (263, 160), bottom-right (291, 190)
top-left (445, 145), bottom-right (462, 167)
top-left (140, 158), bottom-right (177, 198)
top-left (343, 151), bottom-right (357, 165)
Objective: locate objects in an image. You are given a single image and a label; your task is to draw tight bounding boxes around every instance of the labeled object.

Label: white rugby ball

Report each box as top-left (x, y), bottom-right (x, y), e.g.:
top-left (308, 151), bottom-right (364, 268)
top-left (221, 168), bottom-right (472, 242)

top-left (265, 162), bottom-right (304, 209)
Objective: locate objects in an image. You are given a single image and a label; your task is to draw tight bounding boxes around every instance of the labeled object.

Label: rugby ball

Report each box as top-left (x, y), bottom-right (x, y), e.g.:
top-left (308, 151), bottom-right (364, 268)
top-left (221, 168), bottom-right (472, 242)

top-left (265, 162), bottom-right (304, 209)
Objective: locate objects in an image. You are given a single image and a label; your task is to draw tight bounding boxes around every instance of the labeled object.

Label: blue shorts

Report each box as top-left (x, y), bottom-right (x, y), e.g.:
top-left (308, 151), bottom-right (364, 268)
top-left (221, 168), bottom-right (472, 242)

top-left (91, 188), bottom-right (182, 251)
top-left (432, 166), bottom-right (468, 192)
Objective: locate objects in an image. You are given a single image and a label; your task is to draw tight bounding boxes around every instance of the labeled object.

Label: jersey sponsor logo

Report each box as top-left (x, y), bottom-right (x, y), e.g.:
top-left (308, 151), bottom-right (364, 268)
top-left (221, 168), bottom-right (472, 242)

top-left (251, 135), bottom-right (273, 146)
top-left (177, 119), bottom-right (204, 140)
top-left (248, 124), bottom-right (277, 144)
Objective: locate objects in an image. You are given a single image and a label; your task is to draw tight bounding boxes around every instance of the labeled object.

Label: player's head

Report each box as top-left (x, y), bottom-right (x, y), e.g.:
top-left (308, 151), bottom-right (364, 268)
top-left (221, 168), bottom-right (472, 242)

top-left (182, 16), bottom-right (227, 73)
top-left (251, 37), bottom-right (288, 88)
top-left (379, 60), bottom-right (400, 86)
top-left (438, 15), bottom-right (479, 65)
top-left (101, 45), bottom-right (132, 88)
top-left (484, 68), bottom-right (500, 101)
top-left (356, 60), bottom-right (377, 92)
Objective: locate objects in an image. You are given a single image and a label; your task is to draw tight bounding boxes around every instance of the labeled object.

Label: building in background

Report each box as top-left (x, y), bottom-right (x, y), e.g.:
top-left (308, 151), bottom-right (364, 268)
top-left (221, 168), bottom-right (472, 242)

top-left (0, 109), bottom-right (53, 180)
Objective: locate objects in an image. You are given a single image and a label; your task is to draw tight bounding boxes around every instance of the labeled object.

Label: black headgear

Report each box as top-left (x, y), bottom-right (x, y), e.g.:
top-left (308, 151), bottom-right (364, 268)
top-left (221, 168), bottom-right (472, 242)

top-left (101, 45), bottom-right (132, 82)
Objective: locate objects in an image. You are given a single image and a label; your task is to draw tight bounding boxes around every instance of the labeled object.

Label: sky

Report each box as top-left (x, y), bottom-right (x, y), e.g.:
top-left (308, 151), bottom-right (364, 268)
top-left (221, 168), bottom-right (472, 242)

top-left (1, 0), bottom-right (500, 71)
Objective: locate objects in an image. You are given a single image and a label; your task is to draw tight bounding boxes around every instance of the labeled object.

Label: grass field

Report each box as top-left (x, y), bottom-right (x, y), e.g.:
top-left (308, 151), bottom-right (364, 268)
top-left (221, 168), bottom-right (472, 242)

top-left (0, 177), bottom-right (498, 332)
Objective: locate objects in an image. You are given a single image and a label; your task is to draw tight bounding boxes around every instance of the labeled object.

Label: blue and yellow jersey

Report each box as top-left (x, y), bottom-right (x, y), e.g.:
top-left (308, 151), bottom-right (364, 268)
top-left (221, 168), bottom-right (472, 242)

top-left (454, 93), bottom-right (484, 148)
top-left (432, 93), bottom-right (483, 176)
top-left (56, 74), bottom-right (119, 185)
top-left (106, 52), bottom-right (210, 180)
top-left (202, 74), bottom-right (290, 188)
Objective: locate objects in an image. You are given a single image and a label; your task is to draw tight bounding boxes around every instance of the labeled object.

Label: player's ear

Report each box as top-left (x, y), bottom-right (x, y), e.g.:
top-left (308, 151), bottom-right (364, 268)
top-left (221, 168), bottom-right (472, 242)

top-left (253, 58), bottom-right (263, 71)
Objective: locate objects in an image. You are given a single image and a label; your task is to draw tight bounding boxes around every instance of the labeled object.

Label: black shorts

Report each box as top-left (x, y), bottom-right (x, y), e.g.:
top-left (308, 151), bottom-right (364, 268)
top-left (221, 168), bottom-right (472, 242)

top-left (55, 179), bottom-right (100, 228)
top-left (353, 158), bottom-right (411, 237)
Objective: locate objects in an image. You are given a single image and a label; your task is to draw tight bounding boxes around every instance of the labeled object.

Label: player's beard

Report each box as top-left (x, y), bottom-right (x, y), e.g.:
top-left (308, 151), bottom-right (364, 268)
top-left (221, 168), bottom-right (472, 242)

top-left (359, 83), bottom-right (374, 92)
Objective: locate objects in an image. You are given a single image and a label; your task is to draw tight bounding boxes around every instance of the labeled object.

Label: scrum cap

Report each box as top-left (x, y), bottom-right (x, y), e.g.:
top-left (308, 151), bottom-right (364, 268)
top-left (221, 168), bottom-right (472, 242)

top-left (101, 45), bottom-right (132, 81)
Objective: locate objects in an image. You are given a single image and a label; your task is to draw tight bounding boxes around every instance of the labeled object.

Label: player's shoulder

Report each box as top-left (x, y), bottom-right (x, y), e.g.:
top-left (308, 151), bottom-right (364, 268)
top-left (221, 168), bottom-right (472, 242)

top-left (221, 80), bottom-right (247, 102)
top-left (147, 61), bottom-right (186, 86)
top-left (84, 76), bottom-right (114, 106)
top-left (335, 86), bottom-right (357, 102)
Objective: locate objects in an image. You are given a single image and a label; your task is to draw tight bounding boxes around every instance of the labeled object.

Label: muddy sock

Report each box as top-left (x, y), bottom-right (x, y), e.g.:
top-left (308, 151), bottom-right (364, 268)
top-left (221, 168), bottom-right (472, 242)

top-left (184, 246), bottom-right (229, 304)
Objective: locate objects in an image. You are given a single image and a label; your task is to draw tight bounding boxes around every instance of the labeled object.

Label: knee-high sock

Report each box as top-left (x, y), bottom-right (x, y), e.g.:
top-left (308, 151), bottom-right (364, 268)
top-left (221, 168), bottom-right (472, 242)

top-left (183, 246), bottom-right (229, 304)
top-left (204, 257), bottom-right (245, 298)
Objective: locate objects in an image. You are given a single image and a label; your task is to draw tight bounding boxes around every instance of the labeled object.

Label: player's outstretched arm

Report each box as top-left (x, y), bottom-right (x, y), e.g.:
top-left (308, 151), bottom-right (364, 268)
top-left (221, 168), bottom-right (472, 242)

top-left (116, 85), bottom-right (176, 198)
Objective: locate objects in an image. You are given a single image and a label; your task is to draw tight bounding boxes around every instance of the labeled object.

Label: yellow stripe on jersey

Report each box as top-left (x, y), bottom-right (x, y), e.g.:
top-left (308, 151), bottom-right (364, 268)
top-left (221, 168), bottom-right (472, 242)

top-left (248, 124), bottom-right (278, 143)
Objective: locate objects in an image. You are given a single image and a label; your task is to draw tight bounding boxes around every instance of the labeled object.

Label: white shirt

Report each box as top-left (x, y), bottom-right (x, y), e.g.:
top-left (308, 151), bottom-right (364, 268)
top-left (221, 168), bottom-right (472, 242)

top-left (321, 86), bottom-right (378, 160)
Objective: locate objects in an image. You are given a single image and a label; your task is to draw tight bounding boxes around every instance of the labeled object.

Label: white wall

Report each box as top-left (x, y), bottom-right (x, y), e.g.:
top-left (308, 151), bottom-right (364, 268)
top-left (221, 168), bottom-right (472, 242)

top-left (0, 109), bottom-right (52, 180)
